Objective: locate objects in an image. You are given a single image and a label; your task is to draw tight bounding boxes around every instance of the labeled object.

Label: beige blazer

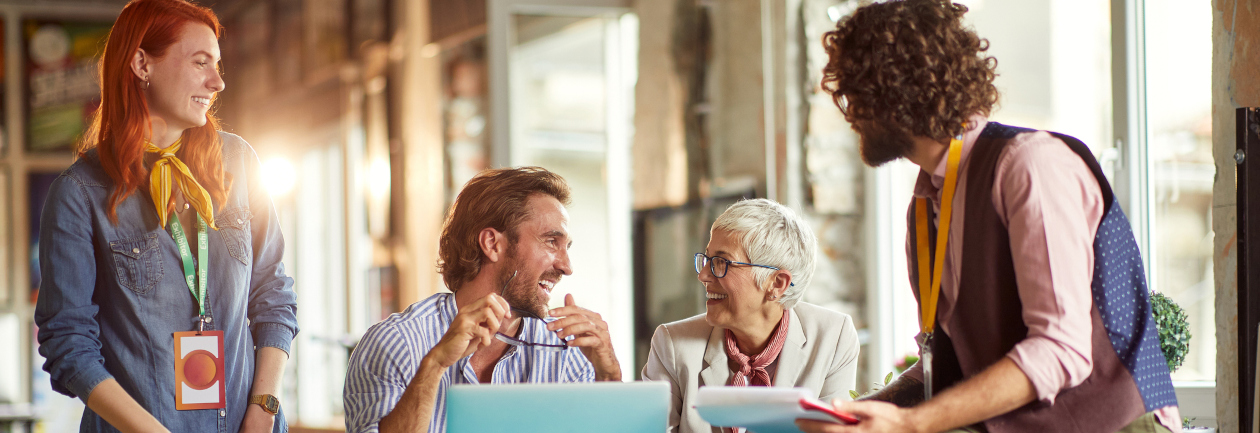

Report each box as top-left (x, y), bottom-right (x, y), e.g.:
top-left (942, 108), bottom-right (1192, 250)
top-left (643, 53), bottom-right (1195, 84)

top-left (641, 302), bottom-right (860, 433)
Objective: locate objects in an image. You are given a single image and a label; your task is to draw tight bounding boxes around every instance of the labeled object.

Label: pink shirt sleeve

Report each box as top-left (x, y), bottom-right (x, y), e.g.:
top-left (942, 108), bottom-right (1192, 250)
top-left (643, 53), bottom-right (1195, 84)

top-left (991, 131), bottom-right (1104, 404)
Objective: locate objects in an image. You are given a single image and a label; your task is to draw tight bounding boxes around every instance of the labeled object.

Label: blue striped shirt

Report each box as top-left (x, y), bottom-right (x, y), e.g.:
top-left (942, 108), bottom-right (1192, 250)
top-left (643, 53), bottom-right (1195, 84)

top-left (344, 292), bottom-right (595, 432)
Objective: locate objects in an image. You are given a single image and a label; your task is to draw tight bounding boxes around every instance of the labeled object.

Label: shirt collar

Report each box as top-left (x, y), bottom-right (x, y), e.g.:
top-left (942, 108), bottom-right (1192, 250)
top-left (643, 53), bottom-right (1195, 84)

top-left (913, 115), bottom-right (988, 199)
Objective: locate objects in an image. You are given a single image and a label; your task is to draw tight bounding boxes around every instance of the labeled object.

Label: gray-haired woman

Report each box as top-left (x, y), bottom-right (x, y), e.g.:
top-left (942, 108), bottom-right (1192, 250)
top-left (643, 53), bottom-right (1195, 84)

top-left (643, 198), bottom-right (860, 433)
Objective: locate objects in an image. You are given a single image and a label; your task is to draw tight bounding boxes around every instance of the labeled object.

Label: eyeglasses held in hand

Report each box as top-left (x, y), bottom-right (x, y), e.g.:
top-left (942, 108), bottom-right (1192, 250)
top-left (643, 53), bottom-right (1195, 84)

top-left (494, 270), bottom-right (569, 352)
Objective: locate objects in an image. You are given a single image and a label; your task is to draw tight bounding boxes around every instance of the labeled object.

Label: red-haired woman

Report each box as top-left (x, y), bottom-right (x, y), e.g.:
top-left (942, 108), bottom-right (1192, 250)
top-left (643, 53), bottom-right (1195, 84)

top-left (33, 0), bottom-right (297, 431)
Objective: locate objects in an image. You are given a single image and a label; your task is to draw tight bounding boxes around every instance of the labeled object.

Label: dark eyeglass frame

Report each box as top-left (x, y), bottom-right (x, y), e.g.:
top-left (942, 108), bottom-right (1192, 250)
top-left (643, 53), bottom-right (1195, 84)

top-left (694, 252), bottom-right (781, 278)
top-left (494, 271), bottom-right (569, 352)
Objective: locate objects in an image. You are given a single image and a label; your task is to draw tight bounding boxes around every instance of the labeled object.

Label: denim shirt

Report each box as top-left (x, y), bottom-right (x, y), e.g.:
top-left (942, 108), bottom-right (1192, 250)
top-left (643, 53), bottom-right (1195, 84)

top-left (34, 132), bottom-right (299, 432)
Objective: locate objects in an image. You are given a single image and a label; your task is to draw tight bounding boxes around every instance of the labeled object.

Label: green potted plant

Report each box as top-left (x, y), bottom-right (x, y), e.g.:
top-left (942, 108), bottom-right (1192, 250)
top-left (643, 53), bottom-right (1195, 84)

top-left (1151, 291), bottom-right (1211, 432)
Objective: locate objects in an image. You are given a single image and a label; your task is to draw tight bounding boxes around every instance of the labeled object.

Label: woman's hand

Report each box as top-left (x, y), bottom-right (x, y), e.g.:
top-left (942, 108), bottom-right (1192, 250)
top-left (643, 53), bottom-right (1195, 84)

top-left (85, 379), bottom-right (171, 433)
top-left (239, 404), bottom-right (275, 433)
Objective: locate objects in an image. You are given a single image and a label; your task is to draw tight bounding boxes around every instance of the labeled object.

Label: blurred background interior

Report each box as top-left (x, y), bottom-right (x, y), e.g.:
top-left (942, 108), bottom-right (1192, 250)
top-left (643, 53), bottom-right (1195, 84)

top-left (0, 0), bottom-right (1231, 431)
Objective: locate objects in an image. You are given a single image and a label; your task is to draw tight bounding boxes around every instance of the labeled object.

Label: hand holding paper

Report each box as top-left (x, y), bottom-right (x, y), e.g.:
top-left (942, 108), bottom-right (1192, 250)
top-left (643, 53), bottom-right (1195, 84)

top-left (694, 387), bottom-right (858, 433)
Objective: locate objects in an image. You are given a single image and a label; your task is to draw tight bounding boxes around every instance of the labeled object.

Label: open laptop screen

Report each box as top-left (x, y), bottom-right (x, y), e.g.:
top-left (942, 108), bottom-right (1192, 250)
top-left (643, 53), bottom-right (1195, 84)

top-left (446, 381), bottom-right (669, 433)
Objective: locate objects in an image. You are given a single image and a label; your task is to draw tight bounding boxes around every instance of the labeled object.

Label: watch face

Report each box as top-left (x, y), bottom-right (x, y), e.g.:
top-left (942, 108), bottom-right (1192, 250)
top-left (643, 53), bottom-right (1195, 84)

top-left (254, 395), bottom-right (279, 414)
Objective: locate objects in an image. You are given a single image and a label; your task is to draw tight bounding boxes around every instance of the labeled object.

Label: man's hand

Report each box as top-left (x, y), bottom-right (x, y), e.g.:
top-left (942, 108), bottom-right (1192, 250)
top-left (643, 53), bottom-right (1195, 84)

top-left (425, 294), bottom-right (511, 369)
top-left (796, 400), bottom-right (924, 433)
top-left (800, 357), bottom-right (1036, 433)
top-left (547, 293), bottom-right (621, 381)
top-left (239, 404), bottom-right (275, 433)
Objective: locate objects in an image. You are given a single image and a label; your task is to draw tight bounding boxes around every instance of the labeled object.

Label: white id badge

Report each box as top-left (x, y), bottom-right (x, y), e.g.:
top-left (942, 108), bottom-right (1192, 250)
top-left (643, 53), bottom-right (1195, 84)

top-left (173, 330), bottom-right (226, 410)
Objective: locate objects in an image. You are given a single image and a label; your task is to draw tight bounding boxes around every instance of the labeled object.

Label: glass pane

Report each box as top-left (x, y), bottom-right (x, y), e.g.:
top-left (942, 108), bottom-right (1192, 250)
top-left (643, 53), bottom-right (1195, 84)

top-left (963, 0), bottom-right (1113, 153)
top-left (0, 169), bottom-right (7, 307)
top-left (507, 12), bottom-right (635, 373)
top-left (24, 20), bottom-right (111, 153)
top-left (509, 13), bottom-right (611, 305)
top-left (0, 313), bottom-right (20, 403)
top-left (0, 19), bottom-right (5, 157)
top-left (1144, 0), bottom-right (1214, 382)
top-left (443, 37), bottom-right (490, 202)
top-left (291, 144), bottom-right (349, 423)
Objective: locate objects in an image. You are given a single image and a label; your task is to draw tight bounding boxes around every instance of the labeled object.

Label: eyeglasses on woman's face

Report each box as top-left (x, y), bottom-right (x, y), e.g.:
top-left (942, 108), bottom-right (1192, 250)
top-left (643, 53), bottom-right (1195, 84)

top-left (694, 252), bottom-right (781, 278)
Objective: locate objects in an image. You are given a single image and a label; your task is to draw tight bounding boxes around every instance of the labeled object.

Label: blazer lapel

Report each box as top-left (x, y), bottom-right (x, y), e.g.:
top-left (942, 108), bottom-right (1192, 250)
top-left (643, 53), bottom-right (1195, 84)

top-left (773, 307), bottom-right (808, 386)
top-left (698, 325), bottom-right (730, 388)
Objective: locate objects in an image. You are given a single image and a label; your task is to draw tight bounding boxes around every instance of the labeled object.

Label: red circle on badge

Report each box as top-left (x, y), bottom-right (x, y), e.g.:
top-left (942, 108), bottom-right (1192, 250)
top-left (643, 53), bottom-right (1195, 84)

top-left (183, 351), bottom-right (217, 389)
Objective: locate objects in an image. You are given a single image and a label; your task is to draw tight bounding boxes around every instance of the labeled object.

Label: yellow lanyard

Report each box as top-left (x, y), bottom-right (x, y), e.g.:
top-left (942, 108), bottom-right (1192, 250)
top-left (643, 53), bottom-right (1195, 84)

top-left (914, 136), bottom-right (964, 335)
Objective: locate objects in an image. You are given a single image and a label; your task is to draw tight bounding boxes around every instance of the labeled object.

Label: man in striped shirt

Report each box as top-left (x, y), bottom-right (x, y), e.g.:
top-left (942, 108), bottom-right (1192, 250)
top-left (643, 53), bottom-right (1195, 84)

top-left (344, 167), bottom-right (623, 432)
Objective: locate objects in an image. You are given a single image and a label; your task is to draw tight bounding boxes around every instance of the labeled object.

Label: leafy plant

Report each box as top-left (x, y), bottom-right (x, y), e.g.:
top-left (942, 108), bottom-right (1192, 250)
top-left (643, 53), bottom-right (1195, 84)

top-left (1151, 291), bottom-right (1191, 373)
top-left (1182, 417), bottom-right (1196, 429)
top-left (849, 371), bottom-right (895, 399)
top-left (894, 354), bottom-right (919, 374)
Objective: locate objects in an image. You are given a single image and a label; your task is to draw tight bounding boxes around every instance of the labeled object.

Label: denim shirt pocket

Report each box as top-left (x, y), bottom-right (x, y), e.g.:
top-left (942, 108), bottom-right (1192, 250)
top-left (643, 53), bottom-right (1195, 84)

top-left (109, 233), bottom-right (163, 295)
top-left (216, 207), bottom-right (253, 266)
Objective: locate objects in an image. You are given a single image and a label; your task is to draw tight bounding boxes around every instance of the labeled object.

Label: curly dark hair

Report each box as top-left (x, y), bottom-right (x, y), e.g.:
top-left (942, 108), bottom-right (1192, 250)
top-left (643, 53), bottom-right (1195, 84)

top-left (821, 0), bottom-right (998, 143)
top-left (437, 167), bottom-right (571, 291)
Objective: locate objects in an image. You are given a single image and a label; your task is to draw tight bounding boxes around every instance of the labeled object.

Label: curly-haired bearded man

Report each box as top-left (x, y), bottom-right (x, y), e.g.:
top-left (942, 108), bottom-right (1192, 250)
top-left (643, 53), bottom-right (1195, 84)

top-left (799, 1), bottom-right (1183, 433)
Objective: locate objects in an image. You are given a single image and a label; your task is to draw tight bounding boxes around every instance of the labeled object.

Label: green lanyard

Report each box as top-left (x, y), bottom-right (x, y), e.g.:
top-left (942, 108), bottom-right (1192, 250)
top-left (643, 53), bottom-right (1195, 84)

top-left (168, 212), bottom-right (209, 330)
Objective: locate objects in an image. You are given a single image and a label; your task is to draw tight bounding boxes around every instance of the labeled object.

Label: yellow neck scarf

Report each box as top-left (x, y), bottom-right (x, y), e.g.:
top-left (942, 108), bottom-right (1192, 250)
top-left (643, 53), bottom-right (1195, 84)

top-left (145, 138), bottom-right (218, 230)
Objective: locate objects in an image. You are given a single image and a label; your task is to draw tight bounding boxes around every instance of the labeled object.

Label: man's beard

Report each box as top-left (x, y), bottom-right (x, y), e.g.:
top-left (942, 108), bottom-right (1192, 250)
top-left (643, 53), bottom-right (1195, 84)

top-left (854, 120), bottom-right (916, 167)
top-left (497, 256), bottom-right (560, 319)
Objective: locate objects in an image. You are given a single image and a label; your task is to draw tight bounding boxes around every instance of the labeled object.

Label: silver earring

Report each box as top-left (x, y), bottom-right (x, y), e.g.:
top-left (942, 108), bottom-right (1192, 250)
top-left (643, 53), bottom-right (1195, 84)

top-left (142, 77), bottom-right (149, 89)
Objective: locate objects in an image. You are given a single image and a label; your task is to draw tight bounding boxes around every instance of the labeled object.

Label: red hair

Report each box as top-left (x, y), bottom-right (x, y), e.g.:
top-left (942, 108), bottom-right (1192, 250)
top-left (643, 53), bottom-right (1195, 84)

top-left (80, 0), bottom-right (228, 225)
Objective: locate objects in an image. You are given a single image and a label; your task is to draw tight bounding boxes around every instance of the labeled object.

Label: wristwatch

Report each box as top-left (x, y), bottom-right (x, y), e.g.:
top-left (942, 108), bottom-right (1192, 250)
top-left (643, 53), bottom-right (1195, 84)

top-left (249, 394), bottom-right (280, 415)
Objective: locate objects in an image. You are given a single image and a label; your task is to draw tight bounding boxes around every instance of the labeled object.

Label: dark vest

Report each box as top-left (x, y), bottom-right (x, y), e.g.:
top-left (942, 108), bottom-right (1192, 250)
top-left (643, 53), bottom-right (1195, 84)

top-left (906, 122), bottom-right (1178, 433)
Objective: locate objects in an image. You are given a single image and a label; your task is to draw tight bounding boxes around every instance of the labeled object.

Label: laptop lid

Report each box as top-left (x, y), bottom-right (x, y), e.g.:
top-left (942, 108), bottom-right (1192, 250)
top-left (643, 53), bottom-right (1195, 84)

top-left (445, 381), bottom-right (669, 433)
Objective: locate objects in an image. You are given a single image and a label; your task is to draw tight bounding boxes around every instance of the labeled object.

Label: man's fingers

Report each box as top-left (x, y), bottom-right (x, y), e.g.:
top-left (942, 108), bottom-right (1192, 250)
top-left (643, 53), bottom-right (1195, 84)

top-left (547, 305), bottom-right (587, 318)
top-left (565, 335), bottom-right (605, 348)
top-left (485, 293), bottom-right (511, 318)
top-left (476, 326), bottom-right (495, 347)
top-left (565, 293), bottom-right (576, 306)
top-left (554, 322), bottom-right (601, 339)
top-left (833, 400), bottom-right (887, 420)
top-left (544, 315), bottom-right (590, 331)
top-left (482, 307), bottom-right (502, 333)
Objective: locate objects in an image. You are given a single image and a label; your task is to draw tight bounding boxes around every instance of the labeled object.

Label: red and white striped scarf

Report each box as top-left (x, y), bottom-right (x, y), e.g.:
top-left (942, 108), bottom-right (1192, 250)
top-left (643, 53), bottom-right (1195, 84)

top-left (724, 309), bottom-right (791, 387)
top-left (722, 309), bottom-right (791, 433)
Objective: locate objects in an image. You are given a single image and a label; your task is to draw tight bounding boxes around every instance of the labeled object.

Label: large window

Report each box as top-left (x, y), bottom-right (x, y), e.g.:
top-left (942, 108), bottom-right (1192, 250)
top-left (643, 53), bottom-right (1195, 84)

top-left (1143, 0), bottom-right (1214, 383)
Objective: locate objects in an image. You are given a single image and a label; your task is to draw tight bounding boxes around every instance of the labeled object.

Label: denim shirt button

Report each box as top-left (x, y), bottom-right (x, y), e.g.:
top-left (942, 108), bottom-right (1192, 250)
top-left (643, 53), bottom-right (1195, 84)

top-left (132, 247), bottom-right (140, 254)
top-left (219, 409), bottom-right (225, 417)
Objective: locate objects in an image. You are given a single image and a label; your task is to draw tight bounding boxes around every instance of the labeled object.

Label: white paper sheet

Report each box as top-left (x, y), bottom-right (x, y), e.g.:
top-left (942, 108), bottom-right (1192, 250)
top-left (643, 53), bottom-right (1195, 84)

top-left (694, 387), bottom-right (849, 433)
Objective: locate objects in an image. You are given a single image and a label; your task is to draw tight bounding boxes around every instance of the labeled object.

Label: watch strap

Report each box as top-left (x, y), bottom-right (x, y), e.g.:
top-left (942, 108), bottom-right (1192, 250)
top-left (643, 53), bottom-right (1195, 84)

top-left (249, 394), bottom-right (280, 415)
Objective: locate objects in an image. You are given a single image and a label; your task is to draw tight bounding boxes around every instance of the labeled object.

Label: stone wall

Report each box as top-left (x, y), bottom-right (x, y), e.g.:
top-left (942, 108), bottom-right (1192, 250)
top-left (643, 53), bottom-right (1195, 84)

top-left (1214, 1), bottom-right (1259, 432)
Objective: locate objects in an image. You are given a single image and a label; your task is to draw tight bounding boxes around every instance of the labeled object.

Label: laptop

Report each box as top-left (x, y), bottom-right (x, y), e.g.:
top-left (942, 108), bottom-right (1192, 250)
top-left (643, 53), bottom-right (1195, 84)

top-left (445, 381), bottom-right (670, 433)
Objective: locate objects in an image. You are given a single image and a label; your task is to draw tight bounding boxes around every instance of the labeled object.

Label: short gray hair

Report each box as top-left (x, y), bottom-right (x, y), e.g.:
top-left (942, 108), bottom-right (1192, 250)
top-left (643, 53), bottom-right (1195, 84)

top-left (711, 199), bottom-right (817, 310)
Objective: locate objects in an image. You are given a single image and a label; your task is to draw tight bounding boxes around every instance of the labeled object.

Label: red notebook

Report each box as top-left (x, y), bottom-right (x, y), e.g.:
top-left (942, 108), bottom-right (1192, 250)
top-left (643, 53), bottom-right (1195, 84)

top-left (799, 397), bottom-right (860, 424)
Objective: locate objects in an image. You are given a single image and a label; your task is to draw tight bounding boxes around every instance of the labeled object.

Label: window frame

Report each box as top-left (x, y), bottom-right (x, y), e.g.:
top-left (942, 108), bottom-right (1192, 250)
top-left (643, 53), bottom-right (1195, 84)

top-left (1111, 0), bottom-right (1217, 422)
